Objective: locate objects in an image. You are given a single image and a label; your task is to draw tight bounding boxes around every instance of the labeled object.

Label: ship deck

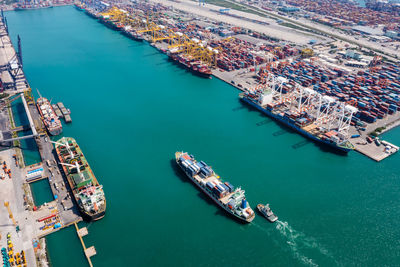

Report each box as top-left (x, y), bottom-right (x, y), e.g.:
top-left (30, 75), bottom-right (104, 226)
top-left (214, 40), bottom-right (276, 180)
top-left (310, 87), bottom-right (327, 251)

top-left (191, 174), bottom-right (233, 205)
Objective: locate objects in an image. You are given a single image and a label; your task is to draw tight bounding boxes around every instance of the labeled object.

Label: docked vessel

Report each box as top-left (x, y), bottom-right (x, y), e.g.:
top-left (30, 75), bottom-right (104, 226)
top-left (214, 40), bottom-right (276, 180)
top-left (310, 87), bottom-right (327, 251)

top-left (175, 152), bottom-right (255, 223)
top-left (54, 137), bottom-right (106, 221)
top-left (36, 97), bottom-right (63, 136)
top-left (99, 15), bottom-right (123, 31)
top-left (74, 2), bottom-right (85, 11)
top-left (168, 53), bottom-right (212, 79)
top-left (121, 26), bottom-right (144, 41)
top-left (257, 204), bottom-right (278, 223)
top-left (239, 89), bottom-right (355, 153)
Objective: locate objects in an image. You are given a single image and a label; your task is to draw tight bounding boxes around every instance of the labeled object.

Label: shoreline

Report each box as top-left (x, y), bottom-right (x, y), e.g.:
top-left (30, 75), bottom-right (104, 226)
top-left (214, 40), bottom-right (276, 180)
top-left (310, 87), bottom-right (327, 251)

top-left (1, 3), bottom-right (73, 12)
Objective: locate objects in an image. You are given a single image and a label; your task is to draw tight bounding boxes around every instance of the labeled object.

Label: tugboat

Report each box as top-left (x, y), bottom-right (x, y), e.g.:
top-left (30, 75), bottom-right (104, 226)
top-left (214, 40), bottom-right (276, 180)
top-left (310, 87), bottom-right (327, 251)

top-left (257, 204), bottom-right (278, 223)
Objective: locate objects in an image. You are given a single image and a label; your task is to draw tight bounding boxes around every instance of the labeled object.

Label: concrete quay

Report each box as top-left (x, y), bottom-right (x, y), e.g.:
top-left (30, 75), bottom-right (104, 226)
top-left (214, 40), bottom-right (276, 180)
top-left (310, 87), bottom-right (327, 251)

top-left (350, 113), bottom-right (400, 162)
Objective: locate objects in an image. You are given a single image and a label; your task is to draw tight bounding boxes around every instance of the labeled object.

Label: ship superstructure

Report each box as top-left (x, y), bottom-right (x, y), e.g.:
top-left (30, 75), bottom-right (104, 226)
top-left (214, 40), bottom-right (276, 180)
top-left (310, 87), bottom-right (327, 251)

top-left (240, 74), bottom-right (357, 153)
top-left (36, 97), bottom-right (62, 136)
top-left (53, 137), bottom-right (106, 221)
top-left (175, 152), bottom-right (255, 223)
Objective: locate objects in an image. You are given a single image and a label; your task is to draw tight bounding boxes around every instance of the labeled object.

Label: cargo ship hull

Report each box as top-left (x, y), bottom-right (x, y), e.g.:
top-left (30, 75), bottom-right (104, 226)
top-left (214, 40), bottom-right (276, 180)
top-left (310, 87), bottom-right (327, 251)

top-left (175, 153), bottom-right (254, 223)
top-left (55, 137), bottom-right (106, 222)
top-left (84, 9), bottom-right (99, 19)
top-left (81, 208), bottom-right (105, 221)
top-left (168, 54), bottom-right (212, 79)
top-left (99, 18), bottom-right (122, 31)
top-left (48, 128), bottom-right (63, 136)
top-left (240, 96), bottom-right (352, 153)
top-left (74, 4), bottom-right (85, 11)
top-left (36, 98), bottom-right (63, 136)
top-left (121, 29), bottom-right (143, 42)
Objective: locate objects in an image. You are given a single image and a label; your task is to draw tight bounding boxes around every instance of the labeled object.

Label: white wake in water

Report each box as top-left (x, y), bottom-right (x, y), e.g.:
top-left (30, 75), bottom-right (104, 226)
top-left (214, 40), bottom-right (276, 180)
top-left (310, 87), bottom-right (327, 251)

top-left (275, 220), bottom-right (333, 267)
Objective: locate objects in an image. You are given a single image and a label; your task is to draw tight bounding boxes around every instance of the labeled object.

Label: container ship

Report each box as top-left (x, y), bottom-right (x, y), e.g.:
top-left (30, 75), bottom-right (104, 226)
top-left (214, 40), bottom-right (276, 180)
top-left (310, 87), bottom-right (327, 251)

top-left (121, 26), bottom-right (144, 41)
top-left (54, 137), bottom-right (106, 221)
top-left (168, 53), bottom-right (212, 79)
top-left (36, 97), bottom-right (63, 136)
top-left (74, 2), bottom-right (85, 11)
top-left (239, 89), bottom-right (355, 153)
top-left (99, 15), bottom-right (124, 31)
top-left (175, 152), bottom-right (255, 223)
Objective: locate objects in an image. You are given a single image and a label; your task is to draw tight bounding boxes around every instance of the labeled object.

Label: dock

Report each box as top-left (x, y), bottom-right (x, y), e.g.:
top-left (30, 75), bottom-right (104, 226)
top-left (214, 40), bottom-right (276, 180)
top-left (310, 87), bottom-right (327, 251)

top-left (350, 113), bottom-right (400, 161)
top-left (74, 223), bottom-right (96, 267)
top-left (354, 140), bottom-right (399, 162)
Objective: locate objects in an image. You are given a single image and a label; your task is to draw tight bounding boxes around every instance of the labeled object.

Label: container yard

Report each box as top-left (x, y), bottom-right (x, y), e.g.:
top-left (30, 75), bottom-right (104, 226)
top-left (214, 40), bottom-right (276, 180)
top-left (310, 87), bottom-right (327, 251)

top-left (73, 0), bottom-right (400, 161)
top-left (284, 0), bottom-right (400, 27)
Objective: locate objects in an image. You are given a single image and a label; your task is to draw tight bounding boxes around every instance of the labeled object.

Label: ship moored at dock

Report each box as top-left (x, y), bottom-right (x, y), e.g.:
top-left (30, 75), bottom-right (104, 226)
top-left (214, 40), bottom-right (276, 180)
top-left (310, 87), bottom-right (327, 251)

top-left (175, 152), bottom-right (255, 223)
top-left (168, 52), bottom-right (212, 79)
top-left (36, 97), bottom-right (63, 136)
top-left (239, 76), bottom-right (358, 153)
top-left (54, 137), bottom-right (106, 221)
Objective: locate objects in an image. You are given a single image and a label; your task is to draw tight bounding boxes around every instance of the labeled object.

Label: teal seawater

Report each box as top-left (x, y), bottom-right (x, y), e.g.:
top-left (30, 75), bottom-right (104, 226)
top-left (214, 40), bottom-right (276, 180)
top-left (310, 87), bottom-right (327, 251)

top-left (31, 179), bottom-right (54, 206)
top-left (10, 98), bottom-right (40, 166)
top-left (5, 6), bottom-right (400, 266)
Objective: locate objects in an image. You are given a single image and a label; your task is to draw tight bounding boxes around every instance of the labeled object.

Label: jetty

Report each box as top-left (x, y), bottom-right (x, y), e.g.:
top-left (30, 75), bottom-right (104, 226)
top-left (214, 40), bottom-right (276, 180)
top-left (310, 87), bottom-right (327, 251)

top-left (74, 223), bottom-right (96, 267)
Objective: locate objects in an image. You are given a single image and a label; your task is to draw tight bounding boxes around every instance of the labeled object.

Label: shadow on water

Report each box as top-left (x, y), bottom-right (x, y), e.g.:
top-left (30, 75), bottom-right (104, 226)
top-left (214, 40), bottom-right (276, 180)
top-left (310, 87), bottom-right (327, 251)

top-left (238, 99), bottom-right (349, 156)
top-left (128, 43), bottom-right (143, 48)
top-left (169, 159), bottom-right (249, 225)
top-left (155, 61), bottom-right (170, 66)
top-left (143, 52), bottom-right (159, 57)
top-left (18, 130), bottom-right (37, 151)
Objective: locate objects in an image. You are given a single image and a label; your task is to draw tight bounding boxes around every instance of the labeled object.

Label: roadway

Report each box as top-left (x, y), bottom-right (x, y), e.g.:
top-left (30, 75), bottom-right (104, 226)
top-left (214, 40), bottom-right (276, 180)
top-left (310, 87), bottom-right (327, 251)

top-left (149, 0), bottom-right (331, 45)
top-left (222, 0), bottom-right (400, 61)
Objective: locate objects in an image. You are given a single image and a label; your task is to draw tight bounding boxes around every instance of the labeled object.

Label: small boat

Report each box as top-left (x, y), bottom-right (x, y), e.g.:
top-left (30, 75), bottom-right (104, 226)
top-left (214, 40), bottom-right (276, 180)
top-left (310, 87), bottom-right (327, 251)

top-left (257, 203), bottom-right (278, 223)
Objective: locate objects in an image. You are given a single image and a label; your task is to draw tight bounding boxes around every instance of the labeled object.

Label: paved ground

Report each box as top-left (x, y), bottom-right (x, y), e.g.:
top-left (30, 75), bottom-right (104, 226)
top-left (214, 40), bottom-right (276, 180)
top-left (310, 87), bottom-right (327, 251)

top-left (0, 149), bottom-right (37, 267)
top-left (349, 113), bottom-right (400, 161)
top-left (26, 102), bottom-right (82, 229)
top-left (221, 0), bottom-right (400, 61)
top-left (150, 0), bottom-right (330, 45)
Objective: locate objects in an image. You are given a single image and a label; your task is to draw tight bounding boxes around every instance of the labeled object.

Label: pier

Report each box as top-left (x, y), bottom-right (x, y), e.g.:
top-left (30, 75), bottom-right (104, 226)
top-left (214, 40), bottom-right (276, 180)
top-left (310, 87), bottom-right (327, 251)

top-left (350, 113), bottom-right (400, 161)
top-left (74, 222), bottom-right (96, 267)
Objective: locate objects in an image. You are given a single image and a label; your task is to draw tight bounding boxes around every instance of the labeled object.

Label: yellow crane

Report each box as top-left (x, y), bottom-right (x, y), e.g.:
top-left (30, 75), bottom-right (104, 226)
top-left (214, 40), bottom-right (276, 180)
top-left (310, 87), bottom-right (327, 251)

top-left (4, 202), bottom-right (17, 227)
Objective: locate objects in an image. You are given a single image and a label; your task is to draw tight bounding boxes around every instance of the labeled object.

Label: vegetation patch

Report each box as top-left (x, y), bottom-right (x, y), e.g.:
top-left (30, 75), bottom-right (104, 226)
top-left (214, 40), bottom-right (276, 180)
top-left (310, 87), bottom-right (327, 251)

top-left (370, 126), bottom-right (386, 137)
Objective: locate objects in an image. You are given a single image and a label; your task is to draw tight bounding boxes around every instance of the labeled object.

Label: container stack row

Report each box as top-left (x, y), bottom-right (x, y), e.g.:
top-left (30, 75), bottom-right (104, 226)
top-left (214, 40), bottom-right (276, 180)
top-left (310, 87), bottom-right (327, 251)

top-left (210, 38), bottom-right (298, 71)
top-left (259, 59), bottom-right (400, 125)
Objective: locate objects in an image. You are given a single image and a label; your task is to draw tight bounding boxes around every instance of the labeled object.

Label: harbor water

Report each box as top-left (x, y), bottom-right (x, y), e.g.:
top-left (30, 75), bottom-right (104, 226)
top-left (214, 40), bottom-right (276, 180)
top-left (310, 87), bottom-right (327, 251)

top-left (5, 6), bottom-right (400, 266)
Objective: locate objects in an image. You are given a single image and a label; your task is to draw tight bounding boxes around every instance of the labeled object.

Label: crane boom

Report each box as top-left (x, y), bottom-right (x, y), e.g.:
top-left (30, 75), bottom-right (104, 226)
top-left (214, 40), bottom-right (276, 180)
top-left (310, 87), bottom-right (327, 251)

top-left (4, 202), bottom-right (17, 226)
